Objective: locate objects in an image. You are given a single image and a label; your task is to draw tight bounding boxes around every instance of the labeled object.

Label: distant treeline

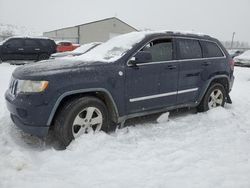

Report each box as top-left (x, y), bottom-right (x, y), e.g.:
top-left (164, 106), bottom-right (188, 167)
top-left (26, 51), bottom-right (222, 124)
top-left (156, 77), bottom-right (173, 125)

top-left (221, 41), bottom-right (249, 49)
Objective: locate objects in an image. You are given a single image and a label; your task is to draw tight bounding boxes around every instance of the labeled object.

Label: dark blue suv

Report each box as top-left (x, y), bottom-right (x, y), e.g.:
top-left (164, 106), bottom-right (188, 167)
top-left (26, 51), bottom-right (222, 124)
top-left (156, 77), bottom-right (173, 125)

top-left (5, 31), bottom-right (234, 148)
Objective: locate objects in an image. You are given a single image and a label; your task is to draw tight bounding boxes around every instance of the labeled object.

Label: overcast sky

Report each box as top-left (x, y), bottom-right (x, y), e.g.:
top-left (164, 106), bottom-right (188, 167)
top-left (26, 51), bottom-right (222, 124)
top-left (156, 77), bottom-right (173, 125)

top-left (0, 0), bottom-right (249, 43)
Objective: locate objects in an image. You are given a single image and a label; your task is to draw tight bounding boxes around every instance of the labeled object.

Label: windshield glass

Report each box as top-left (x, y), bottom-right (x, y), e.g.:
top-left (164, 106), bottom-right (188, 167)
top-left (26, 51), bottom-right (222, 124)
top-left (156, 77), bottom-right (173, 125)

top-left (74, 32), bottom-right (146, 62)
top-left (73, 42), bottom-right (100, 53)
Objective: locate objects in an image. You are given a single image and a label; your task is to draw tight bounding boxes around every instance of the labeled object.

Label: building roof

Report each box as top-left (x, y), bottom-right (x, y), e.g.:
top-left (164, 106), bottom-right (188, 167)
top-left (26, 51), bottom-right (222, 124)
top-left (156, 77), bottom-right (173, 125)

top-left (44, 17), bottom-right (138, 34)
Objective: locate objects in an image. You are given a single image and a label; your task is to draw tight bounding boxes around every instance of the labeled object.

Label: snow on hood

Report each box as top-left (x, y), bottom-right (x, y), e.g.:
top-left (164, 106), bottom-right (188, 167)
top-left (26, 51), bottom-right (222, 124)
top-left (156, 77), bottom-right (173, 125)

top-left (234, 50), bottom-right (250, 61)
top-left (14, 58), bottom-right (96, 76)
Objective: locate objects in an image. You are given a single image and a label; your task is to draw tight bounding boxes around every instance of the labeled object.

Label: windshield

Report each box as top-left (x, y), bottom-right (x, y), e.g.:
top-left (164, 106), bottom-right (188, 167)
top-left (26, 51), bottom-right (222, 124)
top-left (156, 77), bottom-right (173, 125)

top-left (74, 32), bottom-right (146, 62)
top-left (73, 42), bottom-right (100, 53)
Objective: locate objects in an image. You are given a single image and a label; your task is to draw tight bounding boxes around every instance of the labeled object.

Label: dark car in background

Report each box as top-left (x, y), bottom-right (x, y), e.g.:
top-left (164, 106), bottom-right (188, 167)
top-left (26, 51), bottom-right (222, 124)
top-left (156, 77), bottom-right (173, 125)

top-left (0, 37), bottom-right (56, 63)
top-left (5, 31), bottom-right (234, 149)
top-left (50, 42), bottom-right (101, 59)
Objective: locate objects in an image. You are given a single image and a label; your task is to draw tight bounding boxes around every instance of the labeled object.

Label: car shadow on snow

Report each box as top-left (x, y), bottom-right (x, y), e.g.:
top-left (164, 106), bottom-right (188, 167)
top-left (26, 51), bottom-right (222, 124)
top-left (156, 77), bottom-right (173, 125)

top-left (10, 107), bottom-right (198, 150)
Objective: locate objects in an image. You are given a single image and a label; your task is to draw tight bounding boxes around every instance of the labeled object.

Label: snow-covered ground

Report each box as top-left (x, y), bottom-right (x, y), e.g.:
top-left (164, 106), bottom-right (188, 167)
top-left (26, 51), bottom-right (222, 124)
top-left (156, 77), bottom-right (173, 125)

top-left (0, 63), bottom-right (250, 188)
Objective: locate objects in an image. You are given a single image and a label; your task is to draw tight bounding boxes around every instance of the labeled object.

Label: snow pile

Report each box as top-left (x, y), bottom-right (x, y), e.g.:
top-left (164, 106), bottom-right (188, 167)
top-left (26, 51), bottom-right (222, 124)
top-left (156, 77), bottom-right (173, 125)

top-left (0, 64), bottom-right (250, 188)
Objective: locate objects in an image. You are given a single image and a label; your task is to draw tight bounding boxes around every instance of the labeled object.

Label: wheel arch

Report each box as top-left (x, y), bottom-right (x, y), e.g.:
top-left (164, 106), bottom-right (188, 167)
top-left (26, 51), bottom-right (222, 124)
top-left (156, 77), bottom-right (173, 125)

top-left (197, 75), bottom-right (230, 104)
top-left (47, 88), bottom-right (119, 126)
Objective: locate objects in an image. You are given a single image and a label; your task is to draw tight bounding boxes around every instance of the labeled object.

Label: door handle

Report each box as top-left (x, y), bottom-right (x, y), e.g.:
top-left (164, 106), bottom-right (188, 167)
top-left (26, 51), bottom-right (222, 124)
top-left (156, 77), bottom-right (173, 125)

top-left (35, 48), bottom-right (40, 51)
top-left (202, 62), bottom-right (211, 66)
top-left (18, 48), bottom-right (24, 51)
top-left (166, 65), bottom-right (177, 70)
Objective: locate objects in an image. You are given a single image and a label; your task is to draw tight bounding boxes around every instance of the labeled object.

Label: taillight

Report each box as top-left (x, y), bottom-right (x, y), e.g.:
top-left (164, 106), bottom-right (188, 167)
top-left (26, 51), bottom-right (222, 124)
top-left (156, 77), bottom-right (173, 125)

top-left (229, 59), bottom-right (235, 71)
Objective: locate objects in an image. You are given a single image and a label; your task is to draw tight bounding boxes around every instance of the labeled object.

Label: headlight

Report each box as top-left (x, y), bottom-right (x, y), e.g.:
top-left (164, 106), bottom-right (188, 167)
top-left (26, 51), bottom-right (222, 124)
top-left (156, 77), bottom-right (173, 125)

top-left (16, 80), bottom-right (49, 93)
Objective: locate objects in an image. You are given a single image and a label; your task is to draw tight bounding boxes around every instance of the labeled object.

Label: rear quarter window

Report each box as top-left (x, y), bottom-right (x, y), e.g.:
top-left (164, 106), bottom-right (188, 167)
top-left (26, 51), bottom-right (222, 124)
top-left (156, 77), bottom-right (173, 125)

top-left (39, 39), bottom-right (50, 47)
top-left (177, 39), bottom-right (202, 60)
top-left (201, 41), bottom-right (224, 58)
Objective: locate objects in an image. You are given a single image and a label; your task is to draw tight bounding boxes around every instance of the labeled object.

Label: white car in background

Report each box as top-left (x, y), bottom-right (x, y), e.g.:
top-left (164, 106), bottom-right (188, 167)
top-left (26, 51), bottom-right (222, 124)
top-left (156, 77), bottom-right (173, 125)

top-left (234, 50), bottom-right (250, 67)
top-left (50, 42), bottom-right (102, 59)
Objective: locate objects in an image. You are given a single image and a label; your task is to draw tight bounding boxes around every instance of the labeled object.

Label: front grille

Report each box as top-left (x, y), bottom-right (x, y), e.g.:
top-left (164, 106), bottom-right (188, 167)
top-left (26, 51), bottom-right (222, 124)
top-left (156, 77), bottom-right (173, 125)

top-left (10, 78), bottom-right (18, 96)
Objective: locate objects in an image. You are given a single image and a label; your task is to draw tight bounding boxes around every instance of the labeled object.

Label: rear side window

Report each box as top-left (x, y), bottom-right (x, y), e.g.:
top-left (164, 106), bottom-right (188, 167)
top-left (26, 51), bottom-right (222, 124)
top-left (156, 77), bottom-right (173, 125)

top-left (141, 39), bottom-right (173, 62)
top-left (39, 39), bottom-right (49, 47)
top-left (177, 39), bottom-right (202, 59)
top-left (201, 41), bottom-right (224, 58)
top-left (24, 39), bottom-right (38, 46)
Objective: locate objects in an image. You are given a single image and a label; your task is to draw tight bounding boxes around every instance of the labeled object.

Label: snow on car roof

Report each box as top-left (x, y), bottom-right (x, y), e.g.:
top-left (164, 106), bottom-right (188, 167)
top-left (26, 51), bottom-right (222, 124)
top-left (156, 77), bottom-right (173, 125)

top-left (56, 40), bottom-right (73, 44)
top-left (3, 36), bottom-right (50, 40)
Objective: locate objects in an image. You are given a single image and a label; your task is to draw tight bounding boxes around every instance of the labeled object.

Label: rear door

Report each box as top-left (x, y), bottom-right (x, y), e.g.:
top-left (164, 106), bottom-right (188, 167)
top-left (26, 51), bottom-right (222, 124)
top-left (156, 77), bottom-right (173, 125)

top-left (1, 38), bottom-right (24, 60)
top-left (199, 40), bottom-right (226, 80)
top-left (176, 38), bottom-right (205, 104)
top-left (126, 38), bottom-right (179, 114)
top-left (23, 39), bottom-right (40, 60)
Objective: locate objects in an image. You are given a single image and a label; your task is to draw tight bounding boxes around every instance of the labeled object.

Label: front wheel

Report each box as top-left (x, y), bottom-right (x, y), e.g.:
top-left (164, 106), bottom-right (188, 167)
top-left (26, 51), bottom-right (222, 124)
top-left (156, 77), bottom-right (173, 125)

top-left (52, 97), bottom-right (110, 149)
top-left (197, 83), bottom-right (226, 112)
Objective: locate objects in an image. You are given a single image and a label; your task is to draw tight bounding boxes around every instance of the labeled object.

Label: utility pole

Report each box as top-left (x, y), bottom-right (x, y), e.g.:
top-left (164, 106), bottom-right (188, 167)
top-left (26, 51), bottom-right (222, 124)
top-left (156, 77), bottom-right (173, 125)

top-left (231, 32), bottom-right (236, 49)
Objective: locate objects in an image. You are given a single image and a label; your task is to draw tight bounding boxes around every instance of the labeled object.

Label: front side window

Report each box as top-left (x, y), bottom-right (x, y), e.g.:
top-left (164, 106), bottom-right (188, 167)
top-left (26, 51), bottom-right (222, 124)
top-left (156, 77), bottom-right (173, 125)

top-left (177, 39), bottom-right (202, 60)
top-left (201, 41), bottom-right (224, 58)
top-left (5, 39), bottom-right (23, 47)
top-left (141, 39), bottom-right (173, 62)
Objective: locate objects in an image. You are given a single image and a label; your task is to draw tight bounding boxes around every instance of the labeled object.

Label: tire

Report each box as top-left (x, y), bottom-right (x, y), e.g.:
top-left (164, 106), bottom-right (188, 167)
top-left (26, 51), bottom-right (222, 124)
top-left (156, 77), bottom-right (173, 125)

top-left (52, 97), bottom-right (110, 149)
top-left (38, 53), bottom-right (49, 61)
top-left (197, 83), bottom-right (226, 112)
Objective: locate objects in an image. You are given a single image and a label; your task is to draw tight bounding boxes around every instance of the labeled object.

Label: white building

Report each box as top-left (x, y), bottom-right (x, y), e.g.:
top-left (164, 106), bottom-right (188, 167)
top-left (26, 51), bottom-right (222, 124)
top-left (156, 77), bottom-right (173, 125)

top-left (43, 17), bottom-right (137, 44)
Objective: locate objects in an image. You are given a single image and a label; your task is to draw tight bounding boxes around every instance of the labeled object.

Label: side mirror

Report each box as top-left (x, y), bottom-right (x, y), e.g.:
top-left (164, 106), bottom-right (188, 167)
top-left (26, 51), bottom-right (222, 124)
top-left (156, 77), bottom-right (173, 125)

top-left (129, 51), bottom-right (152, 66)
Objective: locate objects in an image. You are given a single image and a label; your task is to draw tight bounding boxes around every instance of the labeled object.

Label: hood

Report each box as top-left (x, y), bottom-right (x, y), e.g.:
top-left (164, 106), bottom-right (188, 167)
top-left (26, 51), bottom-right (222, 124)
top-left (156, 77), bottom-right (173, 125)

top-left (234, 50), bottom-right (250, 61)
top-left (13, 58), bottom-right (103, 78)
top-left (51, 52), bottom-right (82, 59)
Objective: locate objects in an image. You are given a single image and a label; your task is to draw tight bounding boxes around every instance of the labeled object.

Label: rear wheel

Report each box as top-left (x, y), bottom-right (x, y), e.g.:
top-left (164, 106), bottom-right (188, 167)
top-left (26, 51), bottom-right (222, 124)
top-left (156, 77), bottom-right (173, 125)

top-left (197, 83), bottom-right (226, 112)
top-left (38, 53), bottom-right (50, 61)
top-left (52, 97), bottom-right (110, 149)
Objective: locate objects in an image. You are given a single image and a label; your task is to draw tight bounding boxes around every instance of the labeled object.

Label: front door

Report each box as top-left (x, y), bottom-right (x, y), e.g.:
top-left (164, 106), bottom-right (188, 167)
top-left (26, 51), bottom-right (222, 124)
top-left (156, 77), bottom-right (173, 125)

top-left (126, 38), bottom-right (179, 114)
top-left (1, 38), bottom-right (24, 61)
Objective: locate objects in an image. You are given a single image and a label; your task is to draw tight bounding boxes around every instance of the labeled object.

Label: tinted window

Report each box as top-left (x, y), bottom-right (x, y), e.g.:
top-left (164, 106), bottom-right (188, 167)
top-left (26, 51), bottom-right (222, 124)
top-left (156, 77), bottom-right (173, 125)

top-left (24, 39), bottom-right (38, 46)
top-left (62, 42), bottom-right (71, 46)
top-left (5, 39), bottom-right (23, 47)
top-left (39, 39), bottom-right (49, 47)
top-left (201, 41), bottom-right (224, 58)
top-left (177, 39), bottom-right (202, 59)
top-left (141, 39), bottom-right (173, 62)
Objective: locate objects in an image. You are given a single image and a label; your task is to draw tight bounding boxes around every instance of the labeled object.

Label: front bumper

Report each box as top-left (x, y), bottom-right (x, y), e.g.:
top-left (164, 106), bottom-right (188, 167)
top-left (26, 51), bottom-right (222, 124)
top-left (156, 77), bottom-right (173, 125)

top-left (10, 114), bottom-right (49, 138)
top-left (5, 90), bottom-right (53, 138)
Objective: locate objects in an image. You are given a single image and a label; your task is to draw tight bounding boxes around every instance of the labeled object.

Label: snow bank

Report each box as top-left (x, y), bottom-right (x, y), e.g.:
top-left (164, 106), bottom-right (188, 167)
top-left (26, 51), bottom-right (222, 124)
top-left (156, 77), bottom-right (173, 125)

top-left (0, 64), bottom-right (250, 188)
